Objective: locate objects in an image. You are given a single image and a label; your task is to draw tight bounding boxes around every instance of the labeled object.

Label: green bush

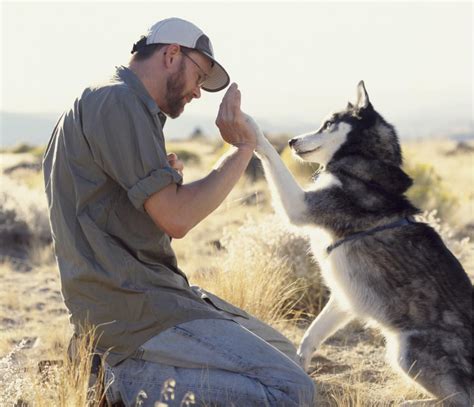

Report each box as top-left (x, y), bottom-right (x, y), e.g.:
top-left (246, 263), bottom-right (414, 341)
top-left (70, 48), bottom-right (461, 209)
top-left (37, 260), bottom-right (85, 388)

top-left (8, 143), bottom-right (37, 154)
top-left (404, 161), bottom-right (458, 220)
top-left (166, 148), bottom-right (201, 165)
top-left (31, 145), bottom-right (46, 159)
top-left (1, 143), bottom-right (45, 157)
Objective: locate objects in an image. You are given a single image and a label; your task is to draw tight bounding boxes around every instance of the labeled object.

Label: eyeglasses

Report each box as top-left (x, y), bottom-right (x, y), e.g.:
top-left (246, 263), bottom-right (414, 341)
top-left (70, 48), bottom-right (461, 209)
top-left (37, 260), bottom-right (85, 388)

top-left (181, 50), bottom-right (209, 88)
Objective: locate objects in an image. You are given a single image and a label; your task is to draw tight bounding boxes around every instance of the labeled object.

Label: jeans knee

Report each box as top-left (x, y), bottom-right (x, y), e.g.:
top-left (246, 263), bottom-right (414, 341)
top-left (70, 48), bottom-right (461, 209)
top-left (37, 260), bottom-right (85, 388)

top-left (265, 372), bottom-right (315, 407)
top-left (295, 374), bottom-right (316, 406)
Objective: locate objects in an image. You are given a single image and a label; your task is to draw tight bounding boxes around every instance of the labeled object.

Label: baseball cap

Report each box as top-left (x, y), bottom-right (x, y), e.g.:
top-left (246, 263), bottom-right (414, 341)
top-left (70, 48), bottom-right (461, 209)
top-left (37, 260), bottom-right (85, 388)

top-left (131, 18), bottom-right (230, 92)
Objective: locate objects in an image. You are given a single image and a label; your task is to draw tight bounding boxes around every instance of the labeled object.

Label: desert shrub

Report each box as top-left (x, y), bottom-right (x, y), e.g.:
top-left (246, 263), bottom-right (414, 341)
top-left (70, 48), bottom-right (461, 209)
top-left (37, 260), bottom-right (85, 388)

top-left (445, 141), bottom-right (474, 156)
top-left (212, 141), bottom-right (228, 157)
top-left (280, 146), bottom-right (320, 184)
top-left (7, 143), bottom-right (44, 156)
top-left (245, 156), bottom-right (264, 182)
top-left (9, 143), bottom-right (36, 154)
top-left (0, 175), bottom-right (51, 257)
top-left (267, 133), bottom-right (293, 154)
top-left (0, 326), bottom-right (104, 406)
top-left (416, 210), bottom-right (473, 268)
top-left (404, 161), bottom-right (458, 220)
top-left (31, 146), bottom-right (46, 159)
top-left (213, 142), bottom-right (264, 182)
top-left (167, 148), bottom-right (201, 165)
top-left (3, 161), bottom-right (42, 175)
top-left (0, 339), bottom-right (33, 405)
top-left (196, 214), bottom-right (328, 320)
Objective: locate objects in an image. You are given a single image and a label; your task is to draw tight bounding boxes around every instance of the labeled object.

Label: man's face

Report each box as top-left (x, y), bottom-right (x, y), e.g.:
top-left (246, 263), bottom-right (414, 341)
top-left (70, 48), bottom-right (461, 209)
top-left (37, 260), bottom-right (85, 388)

top-left (164, 50), bottom-right (212, 118)
top-left (165, 58), bottom-right (188, 118)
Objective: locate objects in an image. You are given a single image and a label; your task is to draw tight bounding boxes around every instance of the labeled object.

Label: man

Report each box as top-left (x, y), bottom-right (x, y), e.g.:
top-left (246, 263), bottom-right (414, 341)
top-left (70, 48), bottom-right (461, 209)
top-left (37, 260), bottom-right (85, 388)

top-left (43, 18), bottom-right (315, 406)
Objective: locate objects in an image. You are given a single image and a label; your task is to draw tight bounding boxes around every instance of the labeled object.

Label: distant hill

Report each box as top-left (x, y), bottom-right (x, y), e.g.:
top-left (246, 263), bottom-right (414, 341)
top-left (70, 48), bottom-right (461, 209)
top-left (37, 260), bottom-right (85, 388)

top-left (0, 111), bottom-right (315, 148)
top-left (1, 110), bottom-right (472, 148)
top-left (1, 112), bottom-right (60, 148)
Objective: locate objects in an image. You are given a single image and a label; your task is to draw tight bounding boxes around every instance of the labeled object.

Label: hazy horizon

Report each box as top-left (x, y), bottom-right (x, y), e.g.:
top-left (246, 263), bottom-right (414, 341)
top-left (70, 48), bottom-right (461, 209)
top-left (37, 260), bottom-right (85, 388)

top-left (1, 1), bottom-right (473, 146)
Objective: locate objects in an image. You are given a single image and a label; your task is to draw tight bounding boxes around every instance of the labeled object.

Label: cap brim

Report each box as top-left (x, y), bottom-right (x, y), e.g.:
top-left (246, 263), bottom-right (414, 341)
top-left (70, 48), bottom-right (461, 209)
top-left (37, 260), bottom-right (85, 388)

top-left (198, 51), bottom-right (230, 92)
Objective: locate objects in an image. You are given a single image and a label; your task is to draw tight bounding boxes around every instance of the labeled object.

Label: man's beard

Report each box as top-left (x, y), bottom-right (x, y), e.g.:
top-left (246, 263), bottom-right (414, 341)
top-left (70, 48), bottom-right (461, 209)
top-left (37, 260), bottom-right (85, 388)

top-left (165, 60), bottom-right (189, 118)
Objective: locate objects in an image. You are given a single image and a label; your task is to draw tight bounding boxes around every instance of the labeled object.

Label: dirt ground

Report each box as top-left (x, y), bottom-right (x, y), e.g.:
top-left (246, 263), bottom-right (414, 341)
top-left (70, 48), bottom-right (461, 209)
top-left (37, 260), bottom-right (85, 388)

top-left (1, 138), bottom-right (472, 405)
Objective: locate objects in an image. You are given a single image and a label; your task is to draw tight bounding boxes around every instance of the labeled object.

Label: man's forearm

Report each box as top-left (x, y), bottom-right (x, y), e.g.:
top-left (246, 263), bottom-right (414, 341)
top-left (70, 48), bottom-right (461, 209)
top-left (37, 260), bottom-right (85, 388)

top-left (144, 145), bottom-right (254, 238)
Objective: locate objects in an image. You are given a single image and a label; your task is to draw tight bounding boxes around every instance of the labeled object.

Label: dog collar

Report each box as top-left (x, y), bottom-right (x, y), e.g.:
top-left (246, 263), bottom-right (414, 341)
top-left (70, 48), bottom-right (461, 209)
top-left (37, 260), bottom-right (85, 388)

top-left (326, 217), bottom-right (416, 255)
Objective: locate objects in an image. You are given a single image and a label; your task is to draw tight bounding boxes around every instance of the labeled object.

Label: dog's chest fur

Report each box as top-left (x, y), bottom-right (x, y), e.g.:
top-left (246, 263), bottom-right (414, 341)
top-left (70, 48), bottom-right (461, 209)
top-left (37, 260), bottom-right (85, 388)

top-left (308, 230), bottom-right (354, 309)
top-left (305, 173), bottom-right (390, 326)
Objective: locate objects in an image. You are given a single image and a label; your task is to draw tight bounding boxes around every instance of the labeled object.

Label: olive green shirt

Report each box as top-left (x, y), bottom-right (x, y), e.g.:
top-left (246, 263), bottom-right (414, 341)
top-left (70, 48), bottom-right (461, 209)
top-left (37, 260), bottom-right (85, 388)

top-left (43, 66), bottom-right (241, 366)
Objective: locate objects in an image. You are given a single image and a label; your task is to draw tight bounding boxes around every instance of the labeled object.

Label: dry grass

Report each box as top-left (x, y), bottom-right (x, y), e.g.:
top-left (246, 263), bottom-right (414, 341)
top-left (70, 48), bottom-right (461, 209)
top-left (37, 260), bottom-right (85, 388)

top-left (403, 138), bottom-right (474, 226)
top-left (0, 325), bottom-right (105, 407)
top-left (1, 137), bottom-right (473, 406)
top-left (190, 244), bottom-right (305, 325)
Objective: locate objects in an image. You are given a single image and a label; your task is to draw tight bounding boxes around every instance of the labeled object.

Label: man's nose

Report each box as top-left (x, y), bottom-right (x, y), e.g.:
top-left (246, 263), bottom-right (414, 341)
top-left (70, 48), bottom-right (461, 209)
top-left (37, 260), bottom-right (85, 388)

top-left (288, 138), bottom-right (297, 147)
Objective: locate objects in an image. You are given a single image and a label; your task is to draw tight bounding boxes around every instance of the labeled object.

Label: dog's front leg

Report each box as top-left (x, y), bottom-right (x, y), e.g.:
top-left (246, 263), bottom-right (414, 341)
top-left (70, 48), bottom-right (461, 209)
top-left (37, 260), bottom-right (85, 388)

top-left (243, 115), bottom-right (308, 225)
top-left (298, 296), bottom-right (352, 371)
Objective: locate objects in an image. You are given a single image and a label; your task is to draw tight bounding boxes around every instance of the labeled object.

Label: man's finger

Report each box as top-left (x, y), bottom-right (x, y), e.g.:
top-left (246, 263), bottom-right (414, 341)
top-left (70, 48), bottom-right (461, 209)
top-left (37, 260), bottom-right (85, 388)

top-left (218, 86), bottom-right (234, 116)
top-left (221, 83), bottom-right (241, 121)
top-left (231, 88), bottom-right (241, 116)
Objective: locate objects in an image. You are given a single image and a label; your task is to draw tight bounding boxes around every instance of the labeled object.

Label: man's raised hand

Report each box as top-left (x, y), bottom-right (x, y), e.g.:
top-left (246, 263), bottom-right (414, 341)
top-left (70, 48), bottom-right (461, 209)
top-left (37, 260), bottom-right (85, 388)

top-left (215, 83), bottom-right (257, 151)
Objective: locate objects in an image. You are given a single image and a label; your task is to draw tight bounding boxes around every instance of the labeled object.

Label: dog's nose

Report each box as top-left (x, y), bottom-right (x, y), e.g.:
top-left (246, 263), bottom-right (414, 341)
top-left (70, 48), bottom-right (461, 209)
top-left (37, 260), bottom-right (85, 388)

top-left (288, 138), bottom-right (297, 147)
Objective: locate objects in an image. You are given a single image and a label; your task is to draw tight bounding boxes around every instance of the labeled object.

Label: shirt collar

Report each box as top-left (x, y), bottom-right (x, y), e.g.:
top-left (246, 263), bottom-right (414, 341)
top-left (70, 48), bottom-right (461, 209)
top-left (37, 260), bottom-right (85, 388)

top-left (114, 66), bottom-right (167, 127)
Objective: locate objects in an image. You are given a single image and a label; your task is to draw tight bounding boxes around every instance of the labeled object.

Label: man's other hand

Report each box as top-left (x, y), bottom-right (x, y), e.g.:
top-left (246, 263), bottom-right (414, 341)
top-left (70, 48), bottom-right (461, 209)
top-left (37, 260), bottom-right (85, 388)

top-left (167, 153), bottom-right (184, 177)
top-left (215, 83), bottom-right (257, 151)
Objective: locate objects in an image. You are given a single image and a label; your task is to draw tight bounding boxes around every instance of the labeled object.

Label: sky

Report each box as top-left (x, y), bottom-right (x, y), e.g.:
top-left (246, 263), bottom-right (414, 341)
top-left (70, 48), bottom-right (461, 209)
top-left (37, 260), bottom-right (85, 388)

top-left (1, 0), bottom-right (473, 140)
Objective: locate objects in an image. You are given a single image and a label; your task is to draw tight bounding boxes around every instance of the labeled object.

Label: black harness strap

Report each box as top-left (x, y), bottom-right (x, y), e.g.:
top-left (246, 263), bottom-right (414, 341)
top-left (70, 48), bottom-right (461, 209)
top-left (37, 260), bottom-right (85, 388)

top-left (327, 217), bottom-right (416, 255)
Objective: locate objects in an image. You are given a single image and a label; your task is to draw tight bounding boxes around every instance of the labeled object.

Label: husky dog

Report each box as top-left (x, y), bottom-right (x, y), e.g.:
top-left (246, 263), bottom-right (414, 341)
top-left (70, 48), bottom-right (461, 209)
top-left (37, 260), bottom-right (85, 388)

top-left (250, 82), bottom-right (473, 406)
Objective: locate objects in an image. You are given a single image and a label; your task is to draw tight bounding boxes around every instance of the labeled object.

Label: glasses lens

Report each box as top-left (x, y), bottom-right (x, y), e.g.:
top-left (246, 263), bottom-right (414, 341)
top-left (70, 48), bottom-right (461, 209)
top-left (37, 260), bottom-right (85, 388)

top-left (182, 51), bottom-right (208, 87)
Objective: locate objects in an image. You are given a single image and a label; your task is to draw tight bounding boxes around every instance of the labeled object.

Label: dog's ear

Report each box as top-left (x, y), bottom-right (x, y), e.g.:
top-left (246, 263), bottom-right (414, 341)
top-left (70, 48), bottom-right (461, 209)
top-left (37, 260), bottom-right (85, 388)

top-left (355, 80), bottom-right (370, 110)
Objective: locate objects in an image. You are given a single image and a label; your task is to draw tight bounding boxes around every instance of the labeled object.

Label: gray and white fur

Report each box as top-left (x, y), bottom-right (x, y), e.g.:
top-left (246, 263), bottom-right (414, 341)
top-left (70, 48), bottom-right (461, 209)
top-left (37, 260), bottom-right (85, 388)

top-left (249, 82), bottom-right (473, 406)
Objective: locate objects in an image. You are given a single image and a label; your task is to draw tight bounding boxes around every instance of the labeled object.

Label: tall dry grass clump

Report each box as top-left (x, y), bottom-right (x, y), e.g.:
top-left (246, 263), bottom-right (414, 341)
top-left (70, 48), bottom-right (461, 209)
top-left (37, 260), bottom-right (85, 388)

top-left (0, 326), bottom-right (104, 406)
top-left (191, 214), bottom-right (328, 323)
top-left (0, 339), bottom-right (32, 405)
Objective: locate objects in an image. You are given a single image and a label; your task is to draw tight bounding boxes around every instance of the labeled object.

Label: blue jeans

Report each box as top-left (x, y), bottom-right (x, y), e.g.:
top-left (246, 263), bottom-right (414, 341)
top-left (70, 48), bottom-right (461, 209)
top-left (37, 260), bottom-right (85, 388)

top-left (104, 289), bottom-right (315, 406)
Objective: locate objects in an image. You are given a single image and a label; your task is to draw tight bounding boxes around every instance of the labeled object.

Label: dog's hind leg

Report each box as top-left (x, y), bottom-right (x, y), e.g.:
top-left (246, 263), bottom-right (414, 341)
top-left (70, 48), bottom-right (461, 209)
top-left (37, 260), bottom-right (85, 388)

top-left (395, 332), bottom-right (472, 406)
top-left (297, 296), bottom-right (352, 371)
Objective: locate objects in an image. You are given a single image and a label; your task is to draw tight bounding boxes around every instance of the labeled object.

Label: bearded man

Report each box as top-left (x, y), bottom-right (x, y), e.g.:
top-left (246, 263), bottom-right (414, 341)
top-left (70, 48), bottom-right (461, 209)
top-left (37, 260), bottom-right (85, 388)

top-left (43, 18), bottom-right (315, 407)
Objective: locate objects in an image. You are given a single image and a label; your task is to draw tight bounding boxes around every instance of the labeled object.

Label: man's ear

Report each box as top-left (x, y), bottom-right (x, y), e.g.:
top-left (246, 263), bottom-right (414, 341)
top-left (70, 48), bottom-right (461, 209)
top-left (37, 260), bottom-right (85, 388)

top-left (163, 43), bottom-right (181, 68)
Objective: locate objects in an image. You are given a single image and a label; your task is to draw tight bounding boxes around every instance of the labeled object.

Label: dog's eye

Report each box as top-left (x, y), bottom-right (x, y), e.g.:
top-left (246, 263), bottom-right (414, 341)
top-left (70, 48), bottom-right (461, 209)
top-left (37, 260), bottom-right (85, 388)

top-left (324, 121), bottom-right (333, 130)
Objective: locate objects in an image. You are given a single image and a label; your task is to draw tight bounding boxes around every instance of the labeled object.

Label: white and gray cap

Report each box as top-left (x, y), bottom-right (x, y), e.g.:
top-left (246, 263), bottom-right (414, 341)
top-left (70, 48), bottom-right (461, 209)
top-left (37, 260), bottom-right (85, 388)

top-left (132, 18), bottom-right (230, 92)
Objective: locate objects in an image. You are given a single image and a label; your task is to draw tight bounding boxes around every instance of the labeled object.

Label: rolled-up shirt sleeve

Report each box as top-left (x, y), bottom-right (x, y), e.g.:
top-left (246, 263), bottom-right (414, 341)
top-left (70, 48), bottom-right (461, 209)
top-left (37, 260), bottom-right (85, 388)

top-left (82, 88), bottom-right (182, 212)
